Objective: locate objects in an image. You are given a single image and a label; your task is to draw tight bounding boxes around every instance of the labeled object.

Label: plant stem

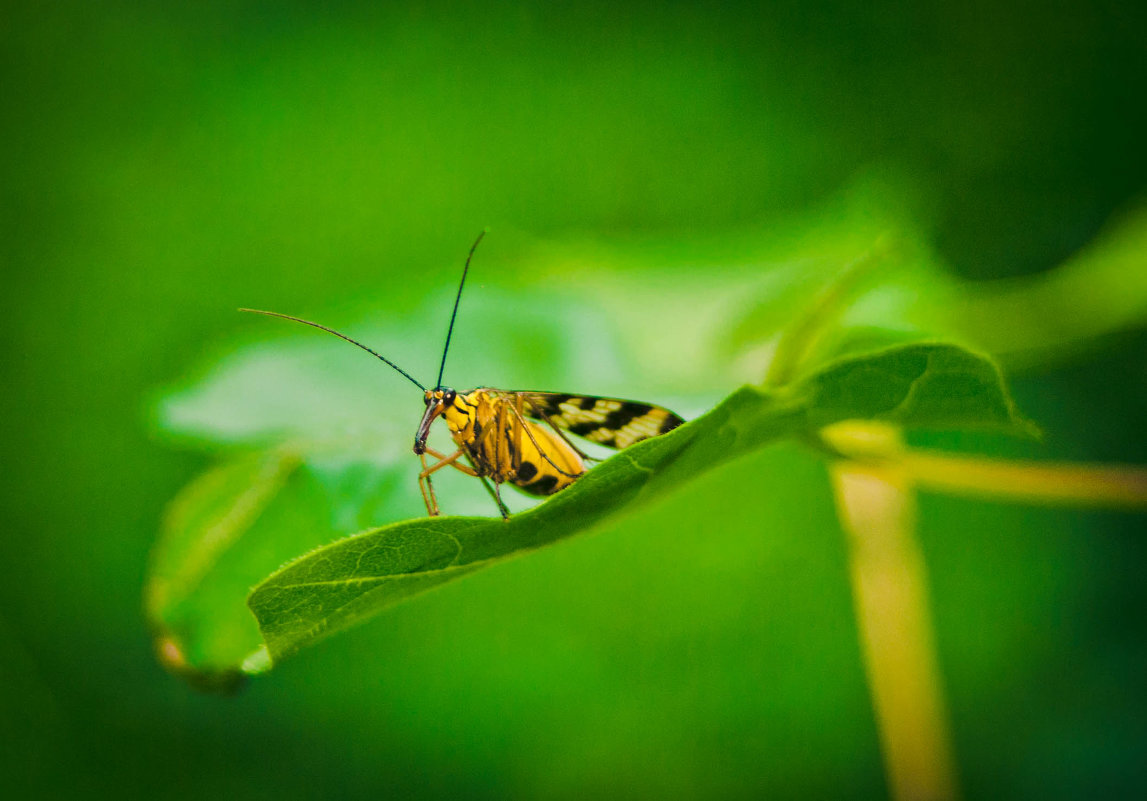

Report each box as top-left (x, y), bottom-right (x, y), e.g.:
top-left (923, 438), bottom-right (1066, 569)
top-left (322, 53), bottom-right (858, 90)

top-left (830, 426), bottom-right (961, 801)
top-left (764, 236), bottom-right (894, 388)
top-left (822, 423), bottom-right (1147, 509)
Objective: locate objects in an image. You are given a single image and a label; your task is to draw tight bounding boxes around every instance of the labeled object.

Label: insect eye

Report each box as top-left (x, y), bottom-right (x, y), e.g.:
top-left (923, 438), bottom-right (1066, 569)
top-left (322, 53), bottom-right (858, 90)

top-left (442, 388), bottom-right (456, 404)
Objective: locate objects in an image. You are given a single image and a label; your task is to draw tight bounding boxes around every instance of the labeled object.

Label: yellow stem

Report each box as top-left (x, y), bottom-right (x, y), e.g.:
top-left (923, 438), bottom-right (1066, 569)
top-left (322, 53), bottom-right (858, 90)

top-left (830, 428), bottom-right (961, 801)
top-left (822, 422), bottom-right (1147, 509)
top-left (824, 420), bottom-right (1147, 798)
top-left (902, 452), bottom-right (1147, 508)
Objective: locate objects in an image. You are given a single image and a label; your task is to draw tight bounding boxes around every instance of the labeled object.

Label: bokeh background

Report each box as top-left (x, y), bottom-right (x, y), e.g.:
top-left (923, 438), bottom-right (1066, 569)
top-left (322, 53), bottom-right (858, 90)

top-left (3, 1), bottom-right (1146, 798)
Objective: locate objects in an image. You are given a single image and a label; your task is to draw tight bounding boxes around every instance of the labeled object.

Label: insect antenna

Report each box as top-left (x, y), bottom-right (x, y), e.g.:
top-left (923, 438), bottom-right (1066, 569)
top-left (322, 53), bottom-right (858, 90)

top-left (239, 308), bottom-right (427, 391)
top-left (435, 229), bottom-right (487, 389)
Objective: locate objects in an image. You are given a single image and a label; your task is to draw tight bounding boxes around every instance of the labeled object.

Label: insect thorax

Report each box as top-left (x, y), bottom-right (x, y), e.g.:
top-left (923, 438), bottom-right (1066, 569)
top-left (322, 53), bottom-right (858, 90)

top-left (439, 388), bottom-right (487, 439)
top-left (442, 389), bottom-right (584, 495)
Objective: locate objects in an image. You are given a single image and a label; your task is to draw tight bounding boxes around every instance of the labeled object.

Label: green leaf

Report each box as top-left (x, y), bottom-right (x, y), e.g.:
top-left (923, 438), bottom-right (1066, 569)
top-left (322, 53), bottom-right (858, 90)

top-left (247, 420), bottom-right (703, 663)
top-left (151, 289), bottom-right (648, 452)
top-left (953, 200), bottom-right (1147, 368)
top-left (246, 342), bottom-right (1031, 667)
top-left (146, 448), bottom-right (422, 688)
top-left (791, 342), bottom-right (1037, 434)
top-left (147, 449), bottom-right (300, 690)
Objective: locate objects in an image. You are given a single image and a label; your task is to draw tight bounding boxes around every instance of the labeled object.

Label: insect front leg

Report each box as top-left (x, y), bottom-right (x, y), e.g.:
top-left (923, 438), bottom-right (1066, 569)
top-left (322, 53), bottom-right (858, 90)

top-left (418, 446), bottom-right (481, 517)
top-left (421, 445), bottom-right (481, 477)
top-left (418, 451), bottom-right (442, 517)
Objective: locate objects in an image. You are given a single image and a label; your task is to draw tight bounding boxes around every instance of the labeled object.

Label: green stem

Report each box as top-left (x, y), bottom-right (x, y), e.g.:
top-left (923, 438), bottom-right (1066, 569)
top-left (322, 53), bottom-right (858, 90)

top-left (764, 235), bottom-right (895, 388)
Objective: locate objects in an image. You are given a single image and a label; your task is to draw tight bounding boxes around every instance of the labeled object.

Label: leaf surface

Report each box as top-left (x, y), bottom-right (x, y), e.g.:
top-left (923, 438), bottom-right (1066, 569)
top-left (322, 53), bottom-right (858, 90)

top-left (247, 342), bottom-right (1031, 665)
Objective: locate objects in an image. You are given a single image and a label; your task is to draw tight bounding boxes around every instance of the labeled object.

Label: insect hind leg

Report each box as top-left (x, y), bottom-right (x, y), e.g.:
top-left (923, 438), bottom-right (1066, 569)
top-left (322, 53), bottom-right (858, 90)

top-left (485, 477), bottom-right (510, 521)
top-left (520, 395), bottom-right (602, 464)
top-left (507, 399), bottom-right (584, 478)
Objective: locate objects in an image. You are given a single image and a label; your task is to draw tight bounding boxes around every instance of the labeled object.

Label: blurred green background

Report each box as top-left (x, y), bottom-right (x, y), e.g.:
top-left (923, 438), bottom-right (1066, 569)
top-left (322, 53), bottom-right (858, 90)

top-left (3, 1), bottom-right (1146, 798)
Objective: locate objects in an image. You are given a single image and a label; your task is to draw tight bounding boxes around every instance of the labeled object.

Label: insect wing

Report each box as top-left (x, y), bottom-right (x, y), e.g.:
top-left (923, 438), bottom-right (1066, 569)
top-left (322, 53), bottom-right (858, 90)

top-left (511, 391), bottom-right (684, 450)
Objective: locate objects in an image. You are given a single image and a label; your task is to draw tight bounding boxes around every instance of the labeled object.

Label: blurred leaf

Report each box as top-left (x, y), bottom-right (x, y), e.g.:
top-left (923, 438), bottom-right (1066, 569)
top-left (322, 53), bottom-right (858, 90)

top-left (954, 200), bottom-right (1147, 368)
top-left (152, 287), bottom-right (665, 452)
top-left (722, 233), bottom-right (949, 356)
top-left (245, 342), bottom-right (1030, 668)
top-left (147, 208), bottom-right (1035, 682)
top-left (713, 194), bottom-right (1147, 383)
top-left (147, 450), bottom-right (299, 624)
top-left (147, 449), bottom-right (420, 683)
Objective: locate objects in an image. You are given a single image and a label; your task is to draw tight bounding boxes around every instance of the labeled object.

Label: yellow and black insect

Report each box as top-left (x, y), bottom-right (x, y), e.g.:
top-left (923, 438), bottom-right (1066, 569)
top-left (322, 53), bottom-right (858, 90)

top-left (242, 232), bottom-right (684, 519)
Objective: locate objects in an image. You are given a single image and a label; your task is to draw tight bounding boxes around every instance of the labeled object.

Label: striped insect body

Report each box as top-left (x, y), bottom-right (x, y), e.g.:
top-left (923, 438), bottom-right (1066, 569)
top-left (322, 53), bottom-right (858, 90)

top-left (243, 233), bottom-right (684, 520)
top-left (416, 388), bottom-right (586, 514)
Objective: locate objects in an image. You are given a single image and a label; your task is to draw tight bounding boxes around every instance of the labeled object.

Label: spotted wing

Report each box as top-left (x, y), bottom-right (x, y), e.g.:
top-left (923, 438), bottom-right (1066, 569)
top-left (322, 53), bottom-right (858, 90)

top-left (512, 391), bottom-right (684, 450)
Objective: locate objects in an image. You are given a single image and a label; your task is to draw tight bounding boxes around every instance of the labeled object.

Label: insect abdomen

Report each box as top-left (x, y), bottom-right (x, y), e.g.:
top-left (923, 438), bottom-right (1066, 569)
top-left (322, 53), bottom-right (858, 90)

top-left (508, 421), bottom-right (582, 496)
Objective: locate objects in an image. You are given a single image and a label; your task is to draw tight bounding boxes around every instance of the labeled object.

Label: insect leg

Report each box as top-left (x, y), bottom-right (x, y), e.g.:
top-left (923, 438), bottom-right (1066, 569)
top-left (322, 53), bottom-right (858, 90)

top-left (419, 447), bottom-right (482, 517)
top-left (417, 419), bottom-right (507, 519)
top-left (462, 452), bottom-right (510, 520)
top-left (421, 445), bottom-right (480, 477)
top-left (492, 480), bottom-right (509, 521)
top-left (520, 395), bottom-right (601, 463)
top-left (493, 398), bottom-right (510, 480)
top-left (512, 394), bottom-right (526, 475)
top-left (485, 401), bottom-right (516, 520)
top-left (504, 402), bottom-right (583, 478)
top-left (418, 451), bottom-right (441, 517)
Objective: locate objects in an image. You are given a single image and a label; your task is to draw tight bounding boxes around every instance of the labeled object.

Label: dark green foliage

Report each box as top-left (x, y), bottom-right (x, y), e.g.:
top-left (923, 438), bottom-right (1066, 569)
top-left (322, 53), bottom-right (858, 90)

top-left (5, 2), bottom-right (1146, 798)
